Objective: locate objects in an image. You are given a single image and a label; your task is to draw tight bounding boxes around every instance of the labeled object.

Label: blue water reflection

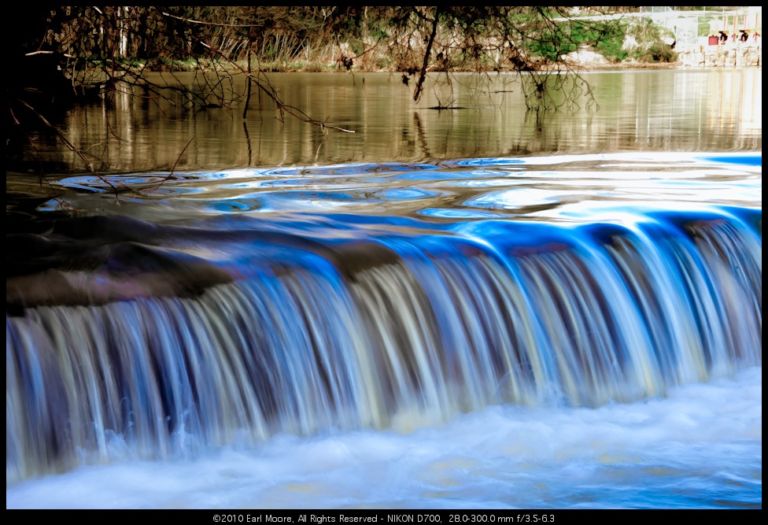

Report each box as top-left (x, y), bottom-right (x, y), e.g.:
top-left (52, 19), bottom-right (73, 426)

top-left (7, 151), bottom-right (762, 509)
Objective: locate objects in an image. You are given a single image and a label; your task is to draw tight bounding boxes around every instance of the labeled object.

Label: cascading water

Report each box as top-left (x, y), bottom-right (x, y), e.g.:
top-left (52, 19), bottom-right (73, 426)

top-left (5, 152), bottom-right (762, 508)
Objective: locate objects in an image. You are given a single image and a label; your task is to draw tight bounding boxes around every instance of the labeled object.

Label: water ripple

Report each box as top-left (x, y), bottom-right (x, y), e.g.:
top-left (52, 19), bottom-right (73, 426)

top-left (48, 152), bottom-right (761, 225)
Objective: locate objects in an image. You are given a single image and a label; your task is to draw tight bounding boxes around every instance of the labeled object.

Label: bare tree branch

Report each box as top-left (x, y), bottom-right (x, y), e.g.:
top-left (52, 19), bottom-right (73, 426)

top-left (200, 40), bottom-right (356, 133)
top-left (413, 7), bottom-right (441, 102)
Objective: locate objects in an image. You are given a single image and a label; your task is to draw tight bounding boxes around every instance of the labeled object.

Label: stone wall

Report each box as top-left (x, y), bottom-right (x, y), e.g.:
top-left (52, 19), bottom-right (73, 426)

top-left (678, 38), bottom-right (761, 68)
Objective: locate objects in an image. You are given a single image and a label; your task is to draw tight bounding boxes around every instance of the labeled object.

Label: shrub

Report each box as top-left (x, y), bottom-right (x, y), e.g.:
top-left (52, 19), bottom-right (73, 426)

top-left (635, 43), bottom-right (677, 63)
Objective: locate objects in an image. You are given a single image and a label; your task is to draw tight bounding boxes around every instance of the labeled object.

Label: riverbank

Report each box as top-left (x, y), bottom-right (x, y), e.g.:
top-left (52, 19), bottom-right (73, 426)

top-left (76, 48), bottom-right (758, 78)
top-left (85, 56), bottom-right (685, 75)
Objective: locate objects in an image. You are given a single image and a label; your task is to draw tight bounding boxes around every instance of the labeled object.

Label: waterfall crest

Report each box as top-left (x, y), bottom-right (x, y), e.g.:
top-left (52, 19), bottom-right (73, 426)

top-left (6, 208), bottom-right (762, 481)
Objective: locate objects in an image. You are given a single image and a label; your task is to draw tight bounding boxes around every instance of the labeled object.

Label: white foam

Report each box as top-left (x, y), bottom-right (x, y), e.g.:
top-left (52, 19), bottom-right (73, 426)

top-left (7, 367), bottom-right (761, 509)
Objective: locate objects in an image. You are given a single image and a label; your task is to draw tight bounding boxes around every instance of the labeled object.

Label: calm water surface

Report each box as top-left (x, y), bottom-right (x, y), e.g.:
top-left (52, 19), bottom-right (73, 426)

top-left (21, 69), bottom-right (762, 173)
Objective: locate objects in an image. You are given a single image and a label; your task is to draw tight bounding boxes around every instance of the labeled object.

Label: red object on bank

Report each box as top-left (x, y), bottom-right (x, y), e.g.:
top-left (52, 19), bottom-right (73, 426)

top-left (708, 35), bottom-right (720, 45)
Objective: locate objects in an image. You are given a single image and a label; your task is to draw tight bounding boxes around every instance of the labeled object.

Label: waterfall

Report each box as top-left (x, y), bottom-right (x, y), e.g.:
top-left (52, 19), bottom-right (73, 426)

top-left (6, 207), bottom-right (761, 482)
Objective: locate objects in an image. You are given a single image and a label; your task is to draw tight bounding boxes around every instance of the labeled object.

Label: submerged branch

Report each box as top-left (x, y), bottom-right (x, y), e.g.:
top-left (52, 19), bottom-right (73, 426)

top-left (413, 7), bottom-right (440, 103)
top-left (200, 40), bottom-right (356, 134)
top-left (14, 98), bottom-right (152, 201)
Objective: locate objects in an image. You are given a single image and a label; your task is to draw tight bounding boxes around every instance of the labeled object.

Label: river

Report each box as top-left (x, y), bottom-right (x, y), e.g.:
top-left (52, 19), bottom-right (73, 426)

top-left (6, 69), bottom-right (762, 509)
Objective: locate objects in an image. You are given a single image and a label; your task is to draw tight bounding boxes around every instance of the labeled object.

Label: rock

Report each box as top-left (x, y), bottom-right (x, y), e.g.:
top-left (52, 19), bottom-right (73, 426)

top-left (561, 45), bottom-right (609, 67)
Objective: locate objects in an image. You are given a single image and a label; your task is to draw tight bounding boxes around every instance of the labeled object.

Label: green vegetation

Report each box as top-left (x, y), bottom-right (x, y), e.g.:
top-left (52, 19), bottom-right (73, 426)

top-left (7, 6), bottom-right (680, 175)
top-left (634, 43), bottom-right (678, 63)
top-left (38, 6), bottom-right (676, 75)
top-left (625, 19), bottom-right (678, 63)
top-left (526, 20), bottom-right (629, 63)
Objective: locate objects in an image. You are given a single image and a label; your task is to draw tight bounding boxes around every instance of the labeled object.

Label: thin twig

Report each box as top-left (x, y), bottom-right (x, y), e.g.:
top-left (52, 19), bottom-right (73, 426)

top-left (243, 120), bottom-right (253, 165)
top-left (169, 137), bottom-right (194, 179)
top-left (160, 10), bottom-right (264, 28)
top-left (243, 43), bottom-right (253, 119)
top-left (17, 98), bottom-right (122, 199)
top-left (201, 40), bottom-right (356, 133)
